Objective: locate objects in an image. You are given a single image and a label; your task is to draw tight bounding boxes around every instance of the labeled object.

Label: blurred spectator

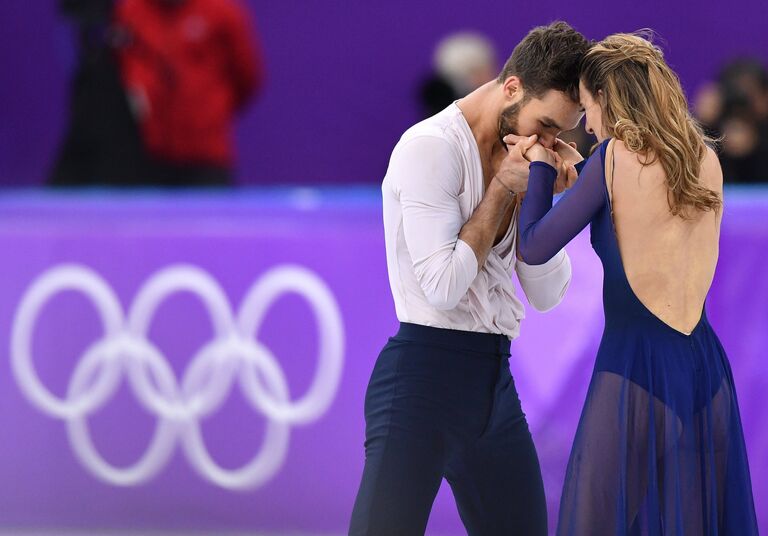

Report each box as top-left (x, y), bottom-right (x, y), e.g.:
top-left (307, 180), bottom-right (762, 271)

top-left (693, 57), bottom-right (768, 183)
top-left (114, 0), bottom-right (264, 186)
top-left (49, 0), bottom-right (148, 187)
top-left (720, 58), bottom-right (768, 122)
top-left (693, 82), bottom-right (722, 138)
top-left (417, 32), bottom-right (596, 155)
top-left (419, 32), bottom-right (497, 118)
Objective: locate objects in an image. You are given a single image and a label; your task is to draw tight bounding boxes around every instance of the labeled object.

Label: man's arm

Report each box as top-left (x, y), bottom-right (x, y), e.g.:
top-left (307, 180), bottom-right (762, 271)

top-left (459, 134), bottom-right (537, 270)
top-left (389, 134), bottom-right (534, 310)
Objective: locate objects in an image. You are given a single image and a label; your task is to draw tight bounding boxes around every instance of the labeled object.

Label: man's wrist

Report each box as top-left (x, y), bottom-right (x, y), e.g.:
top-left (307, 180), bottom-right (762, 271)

top-left (492, 175), bottom-right (520, 196)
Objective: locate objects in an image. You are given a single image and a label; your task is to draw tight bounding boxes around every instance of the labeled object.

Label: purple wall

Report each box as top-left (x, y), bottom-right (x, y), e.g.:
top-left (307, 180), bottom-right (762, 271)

top-left (1, 0), bottom-right (768, 187)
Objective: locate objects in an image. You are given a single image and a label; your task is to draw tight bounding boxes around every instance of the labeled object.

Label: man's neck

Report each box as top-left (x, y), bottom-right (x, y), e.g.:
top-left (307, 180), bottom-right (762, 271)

top-left (456, 81), bottom-right (506, 163)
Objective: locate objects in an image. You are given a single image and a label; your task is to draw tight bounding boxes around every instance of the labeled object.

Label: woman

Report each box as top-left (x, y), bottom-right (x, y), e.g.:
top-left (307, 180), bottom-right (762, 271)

top-left (517, 34), bottom-right (758, 535)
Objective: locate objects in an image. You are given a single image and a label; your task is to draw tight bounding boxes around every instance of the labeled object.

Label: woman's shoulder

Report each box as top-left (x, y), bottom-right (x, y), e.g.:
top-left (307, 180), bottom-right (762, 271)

top-left (699, 144), bottom-right (723, 191)
top-left (609, 137), bottom-right (722, 190)
top-left (583, 137), bottom-right (613, 163)
top-left (609, 138), bottom-right (645, 172)
top-left (609, 138), bottom-right (631, 158)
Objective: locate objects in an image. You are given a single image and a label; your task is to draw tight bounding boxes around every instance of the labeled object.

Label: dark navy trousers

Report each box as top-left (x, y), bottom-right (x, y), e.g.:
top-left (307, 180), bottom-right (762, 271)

top-left (349, 323), bottom-right (547, 535)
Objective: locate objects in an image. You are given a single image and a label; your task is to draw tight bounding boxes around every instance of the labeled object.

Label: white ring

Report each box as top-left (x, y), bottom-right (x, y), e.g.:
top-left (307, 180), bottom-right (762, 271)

top-left (10, 263), bottom-right (345, 489)
top-left (11, 264), bottom-right (124, 418)
top-left (238, 265), bottom-right (344, 424)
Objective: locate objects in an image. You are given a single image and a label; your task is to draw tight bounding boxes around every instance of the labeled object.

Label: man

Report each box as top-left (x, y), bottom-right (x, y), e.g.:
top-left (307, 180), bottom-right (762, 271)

top-left (114, 0), bottom-right (263, 186)
top-left (349, 22), bottom-right (588, 535)
top-left (49, 0), bottom-right (148, 187)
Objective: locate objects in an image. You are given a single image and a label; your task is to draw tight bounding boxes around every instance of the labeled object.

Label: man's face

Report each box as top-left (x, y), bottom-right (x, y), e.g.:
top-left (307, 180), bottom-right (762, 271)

top-left (498, 89), bottom-right (584, 148)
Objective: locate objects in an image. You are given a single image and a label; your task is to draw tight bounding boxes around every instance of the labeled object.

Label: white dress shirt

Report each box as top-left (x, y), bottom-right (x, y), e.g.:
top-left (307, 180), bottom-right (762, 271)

top-left (382, 103), bottom-right (572, 339)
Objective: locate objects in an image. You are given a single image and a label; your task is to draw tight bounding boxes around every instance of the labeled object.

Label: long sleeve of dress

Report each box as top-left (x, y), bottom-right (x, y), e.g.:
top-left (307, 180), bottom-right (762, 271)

top-left (517, 150), bottom-right (607, 265)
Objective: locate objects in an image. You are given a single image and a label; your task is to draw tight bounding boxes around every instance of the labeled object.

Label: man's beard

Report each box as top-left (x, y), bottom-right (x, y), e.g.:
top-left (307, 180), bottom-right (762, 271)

top-left (497, 98), bottom-right (527, 146)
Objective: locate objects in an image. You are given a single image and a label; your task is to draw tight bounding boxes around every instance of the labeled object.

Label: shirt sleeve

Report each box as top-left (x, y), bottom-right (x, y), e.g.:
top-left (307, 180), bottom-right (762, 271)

top-left (517, 148), bottom-right (608, 265)
top-left (388, 135), bottom-right (478, 310)
top-left (515, 249), bottom-right (572, 312)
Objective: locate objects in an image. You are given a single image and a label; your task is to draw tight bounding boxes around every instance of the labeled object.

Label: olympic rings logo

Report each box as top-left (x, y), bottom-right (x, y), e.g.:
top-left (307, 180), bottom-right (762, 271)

top-left (10, 263), bottom-right (344, 490)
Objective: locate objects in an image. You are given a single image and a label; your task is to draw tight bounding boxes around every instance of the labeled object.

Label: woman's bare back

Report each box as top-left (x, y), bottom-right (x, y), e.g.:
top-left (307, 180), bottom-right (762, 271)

top-left (606, 139), bottom-right (723, 335)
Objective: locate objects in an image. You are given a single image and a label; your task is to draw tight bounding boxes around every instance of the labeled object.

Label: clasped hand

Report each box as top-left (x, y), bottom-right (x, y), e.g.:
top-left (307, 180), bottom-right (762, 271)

top-left (495, 135), bottom-right (582, 195)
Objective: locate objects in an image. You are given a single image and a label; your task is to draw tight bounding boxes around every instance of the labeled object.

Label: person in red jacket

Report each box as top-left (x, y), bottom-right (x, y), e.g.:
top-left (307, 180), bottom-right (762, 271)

top-left (114, 0), bottom-right (263, 186)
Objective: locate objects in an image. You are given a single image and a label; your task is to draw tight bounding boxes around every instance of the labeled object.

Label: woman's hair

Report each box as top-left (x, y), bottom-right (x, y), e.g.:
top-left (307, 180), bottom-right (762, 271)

top-left (580, 32), bottom-right (721, 216)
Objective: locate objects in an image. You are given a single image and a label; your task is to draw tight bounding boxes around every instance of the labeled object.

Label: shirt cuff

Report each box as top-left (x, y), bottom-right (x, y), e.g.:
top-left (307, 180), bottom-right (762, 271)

top-left (515, 248), bottom-right (568, 279)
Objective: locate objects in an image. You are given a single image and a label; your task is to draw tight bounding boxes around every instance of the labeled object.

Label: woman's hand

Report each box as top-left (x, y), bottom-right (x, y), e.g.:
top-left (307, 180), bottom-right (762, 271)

top-left (553, 154), bottom-right (578, 194)
top-left (525, 142), bottom-right (558, 167)
top-left (552, 138), bottom-right (584, 168)
top-left (525, 142), bottom-right (577, 194)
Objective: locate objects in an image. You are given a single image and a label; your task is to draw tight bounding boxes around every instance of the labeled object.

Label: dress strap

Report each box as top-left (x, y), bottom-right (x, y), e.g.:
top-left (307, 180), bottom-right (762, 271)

top-left (605, 139), bottom-right (617, 222)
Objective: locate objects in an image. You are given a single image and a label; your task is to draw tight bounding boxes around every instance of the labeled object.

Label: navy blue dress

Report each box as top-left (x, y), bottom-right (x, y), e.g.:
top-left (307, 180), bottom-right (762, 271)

top-left (519, 139), bottom-right (758, 535)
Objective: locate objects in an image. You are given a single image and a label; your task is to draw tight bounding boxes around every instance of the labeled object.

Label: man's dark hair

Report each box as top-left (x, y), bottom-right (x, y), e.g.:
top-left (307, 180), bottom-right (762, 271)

top-left (497, 21), bottom-right (589, 102)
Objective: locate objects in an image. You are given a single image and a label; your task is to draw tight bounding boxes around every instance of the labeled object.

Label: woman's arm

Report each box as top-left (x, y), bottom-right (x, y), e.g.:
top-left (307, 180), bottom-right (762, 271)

top-left (517, 148), bottom-right (608, 265)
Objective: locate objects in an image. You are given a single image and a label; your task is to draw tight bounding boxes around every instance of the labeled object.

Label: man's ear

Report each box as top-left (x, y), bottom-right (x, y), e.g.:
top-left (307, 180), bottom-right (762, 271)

top-left (501, 76), bottom-right (523, 100)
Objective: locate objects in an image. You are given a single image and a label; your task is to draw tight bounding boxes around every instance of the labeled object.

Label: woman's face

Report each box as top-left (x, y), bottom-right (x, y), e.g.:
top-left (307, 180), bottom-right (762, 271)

top-left (579, 80), bottom-right (606, 141)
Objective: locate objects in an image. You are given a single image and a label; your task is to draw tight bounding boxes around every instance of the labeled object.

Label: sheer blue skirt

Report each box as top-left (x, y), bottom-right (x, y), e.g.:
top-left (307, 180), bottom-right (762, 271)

top-left (556, 312), bottom-right (758, 535)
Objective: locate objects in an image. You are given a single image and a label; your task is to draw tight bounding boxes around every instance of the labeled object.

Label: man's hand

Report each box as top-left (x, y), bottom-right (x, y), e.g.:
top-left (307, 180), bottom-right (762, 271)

top-left (494, 134), bottom-right (539, 193)
top-left (126, 86), bottom-right (150, 121)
